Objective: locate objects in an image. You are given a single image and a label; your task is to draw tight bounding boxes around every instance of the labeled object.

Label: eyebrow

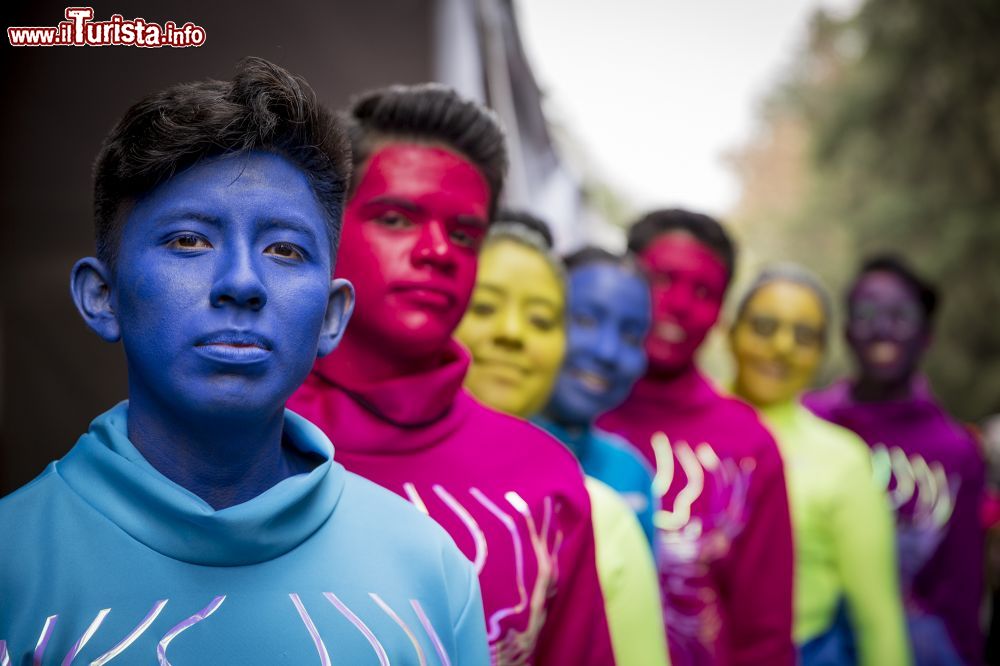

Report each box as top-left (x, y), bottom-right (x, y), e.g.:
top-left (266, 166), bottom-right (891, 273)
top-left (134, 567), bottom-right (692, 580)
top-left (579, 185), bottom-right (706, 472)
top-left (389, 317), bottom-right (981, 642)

top-left (154, 211), bottom-right (221, 227)
top-left (362, 196), bottom-right (422, 212)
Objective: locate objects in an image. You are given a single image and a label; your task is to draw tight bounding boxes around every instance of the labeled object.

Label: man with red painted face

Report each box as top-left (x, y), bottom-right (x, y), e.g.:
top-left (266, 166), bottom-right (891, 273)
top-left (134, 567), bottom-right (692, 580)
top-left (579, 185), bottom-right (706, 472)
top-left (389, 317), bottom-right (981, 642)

top-left (597, 209), bottom-right (795, 666)
top-left (805, 255), bottom-right (985, 666)
top-left (288, 84), bottom-right (615, 666)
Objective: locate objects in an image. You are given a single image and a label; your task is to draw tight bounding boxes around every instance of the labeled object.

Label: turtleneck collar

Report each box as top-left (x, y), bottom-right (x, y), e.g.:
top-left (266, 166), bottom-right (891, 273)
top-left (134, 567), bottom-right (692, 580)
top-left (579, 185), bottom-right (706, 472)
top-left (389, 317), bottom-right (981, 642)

top-left (532, 415), bottom-right (591, 461)
top-left (627, 365), bottom-right (720, 414)
top-left (56, 402), bottom-right (345, 567)
top-left (311, 338), bottom-right (470, 428)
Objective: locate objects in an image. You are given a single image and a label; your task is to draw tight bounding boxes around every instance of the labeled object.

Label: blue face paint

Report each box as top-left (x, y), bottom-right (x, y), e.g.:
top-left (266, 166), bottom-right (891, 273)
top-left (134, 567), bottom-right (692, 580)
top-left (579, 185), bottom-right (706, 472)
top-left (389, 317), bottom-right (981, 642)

top-left (545, 263), bottom-right (651, 425)
top-left (71, 151), bottom-right (353, 506)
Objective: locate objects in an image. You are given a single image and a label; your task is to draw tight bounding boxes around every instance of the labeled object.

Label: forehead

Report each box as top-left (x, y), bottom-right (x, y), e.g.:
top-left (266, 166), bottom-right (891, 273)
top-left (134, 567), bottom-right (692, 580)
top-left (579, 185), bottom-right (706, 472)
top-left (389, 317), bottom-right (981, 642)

top-left (478, 240), bottom-right (563, 301)
top-left (851, 270), bottom-right (919, 305)
top-left (569, 263), bottom-right (648, 307)
top-left (127, 151), bottom-right (328, 235)
top-left (639, 230), bottom-right (727, 277)
top-left (746, 281), bottom-right (825, 323)
top-left (354, 143), bottom-right (490, 208)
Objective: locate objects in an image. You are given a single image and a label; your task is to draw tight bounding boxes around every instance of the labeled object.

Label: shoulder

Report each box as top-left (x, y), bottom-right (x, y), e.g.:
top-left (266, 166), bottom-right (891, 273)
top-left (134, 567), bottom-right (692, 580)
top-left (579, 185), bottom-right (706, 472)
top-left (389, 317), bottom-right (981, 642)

top-left (591, 428), bottom-right (655, 478)
top-left (799, 407), bottom-right (873, 473)
top-left (462, 392), bottom-right (584, 471)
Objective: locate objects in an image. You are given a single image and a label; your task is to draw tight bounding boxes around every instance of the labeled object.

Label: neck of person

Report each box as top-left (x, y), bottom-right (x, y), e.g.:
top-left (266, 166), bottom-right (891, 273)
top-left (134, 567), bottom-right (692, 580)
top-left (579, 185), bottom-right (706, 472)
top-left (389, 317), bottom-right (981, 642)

top-left (851, 371), bottom-right (915, 403)
top-left (645, 356), bottom-right (698, 384)
top-left (126, 385), bottom-right (307, 510)
top-left (324, 326), bottom-right (451, 386)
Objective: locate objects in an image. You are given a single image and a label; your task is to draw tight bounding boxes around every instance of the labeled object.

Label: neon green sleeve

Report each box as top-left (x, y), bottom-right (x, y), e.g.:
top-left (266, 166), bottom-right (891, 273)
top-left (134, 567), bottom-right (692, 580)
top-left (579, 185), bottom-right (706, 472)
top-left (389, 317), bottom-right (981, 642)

top-left (821, 418), bottom-right (912, 666)
top-left (586, 477), bottom-right (670, 666)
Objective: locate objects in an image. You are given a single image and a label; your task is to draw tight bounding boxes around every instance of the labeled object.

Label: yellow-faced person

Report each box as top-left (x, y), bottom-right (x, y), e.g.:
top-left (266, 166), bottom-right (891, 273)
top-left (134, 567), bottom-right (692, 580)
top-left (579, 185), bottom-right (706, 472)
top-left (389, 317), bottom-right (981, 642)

top-left (456, 232), bottom-right (566, 419)
top-left (731, 279), bottom-right (826, 407)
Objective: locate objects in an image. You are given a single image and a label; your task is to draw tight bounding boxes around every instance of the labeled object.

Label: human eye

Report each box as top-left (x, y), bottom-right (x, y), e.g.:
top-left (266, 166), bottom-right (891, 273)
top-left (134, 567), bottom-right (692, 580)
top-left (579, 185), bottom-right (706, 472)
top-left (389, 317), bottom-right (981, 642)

top-left (166, 233), bottom-right (212, 251)
top-left (469, 300), bottom-right (497, 317)
top-left (528, 309), bottom-right (558, 331)
top-left (264, 241), bottom-right (306, 262)
top-left (749, 315), bottom-right (779, 337)
top-left (794, 324), bottom-right (823, 348)
top-left (374, 211), bottom-right (414, 229)
top-left (449, 228), bottom-right (475, 248)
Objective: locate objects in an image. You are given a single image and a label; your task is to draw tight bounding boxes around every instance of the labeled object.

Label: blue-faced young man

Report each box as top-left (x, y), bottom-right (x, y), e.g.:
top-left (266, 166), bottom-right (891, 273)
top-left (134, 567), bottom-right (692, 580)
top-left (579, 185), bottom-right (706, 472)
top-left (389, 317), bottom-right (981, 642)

top-left (534, 246), bottom-right (657, 546)
top-left (0, 58), bottom-right (488, 665)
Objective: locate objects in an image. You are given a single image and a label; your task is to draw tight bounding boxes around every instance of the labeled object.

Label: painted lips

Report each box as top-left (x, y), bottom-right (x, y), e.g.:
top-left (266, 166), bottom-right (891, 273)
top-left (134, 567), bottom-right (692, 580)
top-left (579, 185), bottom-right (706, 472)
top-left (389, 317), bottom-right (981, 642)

top-left (391, 284), bottom-right (456, 311)
top-left (654, 321), bottom-right (687, 344)
top-left (194, 331), bottom-right (272, 364)
top-left (570, 368), bottom-right (610, 393)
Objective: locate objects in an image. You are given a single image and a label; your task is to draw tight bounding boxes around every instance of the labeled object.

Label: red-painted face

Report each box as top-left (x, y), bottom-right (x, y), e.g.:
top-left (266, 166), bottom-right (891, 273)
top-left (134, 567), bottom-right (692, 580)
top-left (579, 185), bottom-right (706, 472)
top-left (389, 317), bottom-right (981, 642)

top-left (335, 144), bottom-right (491, 357)
top-left (638, 231), bottom-right (728, 374)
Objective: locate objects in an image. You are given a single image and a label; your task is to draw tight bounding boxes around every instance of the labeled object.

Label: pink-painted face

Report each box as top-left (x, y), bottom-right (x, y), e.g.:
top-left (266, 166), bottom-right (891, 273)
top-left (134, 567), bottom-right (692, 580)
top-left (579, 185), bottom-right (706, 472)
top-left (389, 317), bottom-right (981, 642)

top-left (638, 231), bottom-right (728, 373)
top-left (335, 144), bottom-right (491, 357)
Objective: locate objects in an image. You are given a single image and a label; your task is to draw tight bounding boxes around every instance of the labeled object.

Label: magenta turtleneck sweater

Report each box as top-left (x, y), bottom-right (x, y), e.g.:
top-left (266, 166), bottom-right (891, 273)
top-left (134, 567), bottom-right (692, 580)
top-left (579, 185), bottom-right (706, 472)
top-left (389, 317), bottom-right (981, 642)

top-left (289, 341), bottom-right (614, 666)
top-left (805, 378), bottom-right (985, 666)
top-left (598, 367), bottom-right (795, 666)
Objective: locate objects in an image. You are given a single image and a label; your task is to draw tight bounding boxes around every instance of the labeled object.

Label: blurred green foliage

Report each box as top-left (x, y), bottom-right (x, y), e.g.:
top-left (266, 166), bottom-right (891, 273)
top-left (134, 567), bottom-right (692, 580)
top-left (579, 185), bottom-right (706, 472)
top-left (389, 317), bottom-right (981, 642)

top-left (730, 0), bottom-right (1000, 421)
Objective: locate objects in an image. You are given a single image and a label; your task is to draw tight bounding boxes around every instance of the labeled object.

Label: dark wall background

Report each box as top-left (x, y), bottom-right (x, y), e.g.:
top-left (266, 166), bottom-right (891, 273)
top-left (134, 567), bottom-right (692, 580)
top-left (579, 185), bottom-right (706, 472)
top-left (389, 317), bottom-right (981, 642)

top-left (0, 0), bottom-right (436, 494)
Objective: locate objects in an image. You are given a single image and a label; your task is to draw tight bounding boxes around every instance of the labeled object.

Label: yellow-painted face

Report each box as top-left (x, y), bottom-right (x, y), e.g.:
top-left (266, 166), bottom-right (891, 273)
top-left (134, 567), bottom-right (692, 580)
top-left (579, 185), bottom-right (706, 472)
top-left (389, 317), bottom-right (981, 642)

top-left (456, 239), bottom-right (566, 418)
top-left (730, 280), bottom-right (826, 407)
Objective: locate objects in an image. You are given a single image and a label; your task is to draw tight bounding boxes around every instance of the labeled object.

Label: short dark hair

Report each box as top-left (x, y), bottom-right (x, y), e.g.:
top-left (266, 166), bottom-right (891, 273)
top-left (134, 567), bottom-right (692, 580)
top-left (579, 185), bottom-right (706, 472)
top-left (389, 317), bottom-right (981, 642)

top-left (563, 245), bottom-right (645, 281)
top-left (93, 56), bottom-right (350, 269)
top-left (852, 253), bottom-right (939, 322)
top-left (627, 208), bottom-right (736, 283)
top-left (345, 83), bottom-right (508, 217)
top-left (496, 208), bottom-right (554, 249)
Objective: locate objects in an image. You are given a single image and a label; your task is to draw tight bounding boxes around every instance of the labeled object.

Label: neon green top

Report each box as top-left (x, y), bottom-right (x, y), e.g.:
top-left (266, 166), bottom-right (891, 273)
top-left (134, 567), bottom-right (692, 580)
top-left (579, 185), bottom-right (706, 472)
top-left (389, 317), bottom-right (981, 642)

top-left (759, 400), bottom-right (911, 666)
top-left (586, 477), bottom-right (670, 666)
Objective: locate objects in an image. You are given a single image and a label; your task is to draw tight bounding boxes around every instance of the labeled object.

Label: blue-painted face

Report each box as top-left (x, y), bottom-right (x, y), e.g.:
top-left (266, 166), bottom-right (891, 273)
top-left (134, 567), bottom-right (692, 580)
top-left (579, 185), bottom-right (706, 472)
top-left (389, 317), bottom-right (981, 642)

top-left (72, 151), bottom-right (354, 424)
top-left (546, 262), bottom-right (651, 424)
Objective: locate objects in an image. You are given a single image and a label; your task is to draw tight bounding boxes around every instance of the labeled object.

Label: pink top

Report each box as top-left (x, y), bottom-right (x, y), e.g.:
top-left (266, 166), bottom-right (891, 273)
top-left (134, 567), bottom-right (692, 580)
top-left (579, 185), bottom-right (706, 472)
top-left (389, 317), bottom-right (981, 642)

top-left (599, 368), bottom-right (795, 666)
top-left (289, 341), bottom-right (614, 666)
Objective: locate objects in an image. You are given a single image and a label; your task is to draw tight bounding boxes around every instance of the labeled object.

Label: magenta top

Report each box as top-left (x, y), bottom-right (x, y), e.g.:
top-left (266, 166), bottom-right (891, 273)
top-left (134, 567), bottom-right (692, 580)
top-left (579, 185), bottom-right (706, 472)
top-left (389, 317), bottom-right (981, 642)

top-left (289, 341), bottom-right (614, 666)
top-left (598, 368), bottom-right (796, 666)
top-left (805, 378), bottom-right (985, 666)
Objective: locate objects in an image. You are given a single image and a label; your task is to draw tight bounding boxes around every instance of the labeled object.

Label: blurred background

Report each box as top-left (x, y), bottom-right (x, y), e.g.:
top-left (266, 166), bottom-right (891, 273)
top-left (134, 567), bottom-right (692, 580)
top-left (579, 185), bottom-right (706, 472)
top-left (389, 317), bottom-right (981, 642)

top-left (1, 0), bottom-right (997, 493)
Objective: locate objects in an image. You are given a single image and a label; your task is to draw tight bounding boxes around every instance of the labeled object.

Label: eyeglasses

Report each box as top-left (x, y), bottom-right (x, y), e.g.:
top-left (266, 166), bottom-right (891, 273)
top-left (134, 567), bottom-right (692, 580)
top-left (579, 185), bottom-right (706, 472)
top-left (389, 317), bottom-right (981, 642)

top-left (747, 314), bottom-right (824, 348)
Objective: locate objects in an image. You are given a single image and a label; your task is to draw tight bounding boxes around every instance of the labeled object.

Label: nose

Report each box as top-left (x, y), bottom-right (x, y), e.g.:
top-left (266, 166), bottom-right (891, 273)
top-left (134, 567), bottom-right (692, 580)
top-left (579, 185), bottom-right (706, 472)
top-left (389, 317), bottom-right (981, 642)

top-left (411, 220), bottom-right (456, 274)
top-left (210, 245), bottom-right (267, 311)
top-left (593, 325), bottom-right (621, 366)
top-left (773, 325), bottom-right (795, 356)
top-left (494, 304), bottom-right (525, 350)
top-left (657, 283), bottom-right (692, 321)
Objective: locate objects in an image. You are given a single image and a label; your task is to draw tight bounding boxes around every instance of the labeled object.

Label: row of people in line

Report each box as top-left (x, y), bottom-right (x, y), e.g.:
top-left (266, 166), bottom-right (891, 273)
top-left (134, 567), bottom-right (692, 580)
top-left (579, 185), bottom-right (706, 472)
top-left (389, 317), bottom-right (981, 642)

top-left (0, 57), bottom-right (982, 666)
top-left (455, 207), bottom-right (982, 666)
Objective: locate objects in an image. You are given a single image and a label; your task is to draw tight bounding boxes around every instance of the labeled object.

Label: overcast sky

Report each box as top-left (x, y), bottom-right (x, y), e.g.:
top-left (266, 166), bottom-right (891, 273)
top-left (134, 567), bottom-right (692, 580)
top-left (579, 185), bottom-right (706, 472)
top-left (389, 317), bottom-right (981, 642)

top-left (515, 0), bottom-right (862, 217)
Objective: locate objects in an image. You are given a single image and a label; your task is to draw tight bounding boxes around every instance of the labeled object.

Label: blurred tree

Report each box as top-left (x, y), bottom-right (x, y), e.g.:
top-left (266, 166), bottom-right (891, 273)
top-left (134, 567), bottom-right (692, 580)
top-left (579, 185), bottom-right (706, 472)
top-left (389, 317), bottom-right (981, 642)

top-left (729, 0), bottom-right (1000, 421)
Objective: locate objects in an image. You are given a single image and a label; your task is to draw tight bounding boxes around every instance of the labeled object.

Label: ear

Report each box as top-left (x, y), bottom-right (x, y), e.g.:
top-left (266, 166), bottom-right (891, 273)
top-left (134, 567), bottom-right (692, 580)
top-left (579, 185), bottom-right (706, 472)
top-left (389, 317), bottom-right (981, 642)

top-left (70, 257), bottom-right (120, 342)
top-left (317, 277), bottom-right (355, 357)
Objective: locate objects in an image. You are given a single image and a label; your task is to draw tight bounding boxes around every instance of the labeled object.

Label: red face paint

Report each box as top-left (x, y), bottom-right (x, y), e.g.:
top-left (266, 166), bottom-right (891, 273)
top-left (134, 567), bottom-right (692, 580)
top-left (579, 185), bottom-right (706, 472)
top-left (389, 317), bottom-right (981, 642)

top-left (638, 231), bottom-right (728, 374)
top-left (335, 144), bottom-right (491, 365)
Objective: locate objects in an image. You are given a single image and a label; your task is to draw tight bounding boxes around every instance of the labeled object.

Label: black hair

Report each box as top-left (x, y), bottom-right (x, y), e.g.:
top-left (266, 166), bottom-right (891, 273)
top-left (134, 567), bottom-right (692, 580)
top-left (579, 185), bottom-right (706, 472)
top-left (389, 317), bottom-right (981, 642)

top-left (495, 208), bottom-right (554, 249)
top-left (345, 83), bottom-right (508, 217)
top-left (627, 208), bottom-right (737, 284)
top-left (562, 245), bottom-right (646, 281)
top-left (852, 253), bottom-right (939, 322)
top-left (93, 56), bottom-right (351, 269)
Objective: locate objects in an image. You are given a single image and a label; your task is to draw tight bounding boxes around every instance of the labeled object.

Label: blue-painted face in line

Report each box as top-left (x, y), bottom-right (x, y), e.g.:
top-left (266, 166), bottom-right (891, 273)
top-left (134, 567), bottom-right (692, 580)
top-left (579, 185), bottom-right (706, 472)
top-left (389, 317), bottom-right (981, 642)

top-left (546, 262), bottom-right (651, 425)
top-left (71, 150), bottom-right (354, 433)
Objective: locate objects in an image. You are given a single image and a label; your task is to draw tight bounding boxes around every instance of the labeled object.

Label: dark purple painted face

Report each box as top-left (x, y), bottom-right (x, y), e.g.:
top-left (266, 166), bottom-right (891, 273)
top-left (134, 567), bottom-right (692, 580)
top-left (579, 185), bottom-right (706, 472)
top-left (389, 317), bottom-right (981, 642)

top-left (847, 270), bottom-right (929, 386)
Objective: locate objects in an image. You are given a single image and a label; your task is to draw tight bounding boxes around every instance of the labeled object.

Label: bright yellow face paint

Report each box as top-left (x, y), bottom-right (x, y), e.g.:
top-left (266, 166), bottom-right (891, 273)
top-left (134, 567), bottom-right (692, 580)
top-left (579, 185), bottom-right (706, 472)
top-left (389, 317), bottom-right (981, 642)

top-left (731, 280), bottom-right (826, 407)
top-left (456, 239), bottom-right (566, 418)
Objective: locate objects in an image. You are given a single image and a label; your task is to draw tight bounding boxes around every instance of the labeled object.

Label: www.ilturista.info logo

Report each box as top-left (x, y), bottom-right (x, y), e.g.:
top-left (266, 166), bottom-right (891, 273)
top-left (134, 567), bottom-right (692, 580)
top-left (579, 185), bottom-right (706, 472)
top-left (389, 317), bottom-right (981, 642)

top-left (8, 7), bottom-right (206, 48)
